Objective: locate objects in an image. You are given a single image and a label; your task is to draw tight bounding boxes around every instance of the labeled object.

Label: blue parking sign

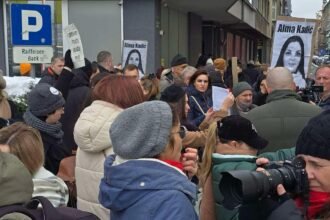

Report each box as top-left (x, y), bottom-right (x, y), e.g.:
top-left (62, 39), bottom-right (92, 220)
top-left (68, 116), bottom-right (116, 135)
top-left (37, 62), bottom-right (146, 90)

top-left (11, 4), bottom-right (52, 45)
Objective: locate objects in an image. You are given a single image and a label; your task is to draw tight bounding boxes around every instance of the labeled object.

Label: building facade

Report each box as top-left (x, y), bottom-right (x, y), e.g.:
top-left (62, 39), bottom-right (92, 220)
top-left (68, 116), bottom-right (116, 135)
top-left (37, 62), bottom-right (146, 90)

top-left (319, 0), bottom-right (330, 56)
top-left (1, 0), bottom-right (288, 76)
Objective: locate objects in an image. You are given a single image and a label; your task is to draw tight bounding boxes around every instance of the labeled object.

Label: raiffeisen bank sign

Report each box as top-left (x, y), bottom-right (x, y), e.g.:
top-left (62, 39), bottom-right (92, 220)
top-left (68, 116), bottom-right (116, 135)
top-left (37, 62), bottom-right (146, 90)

top-left (11, 3), bottom-right (53, 63)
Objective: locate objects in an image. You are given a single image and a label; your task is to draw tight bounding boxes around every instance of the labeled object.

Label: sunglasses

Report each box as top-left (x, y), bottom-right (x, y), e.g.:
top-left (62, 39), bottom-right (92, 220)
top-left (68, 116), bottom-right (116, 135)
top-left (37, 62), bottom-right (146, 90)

top-left (171, 126), bottom-right (186, 139)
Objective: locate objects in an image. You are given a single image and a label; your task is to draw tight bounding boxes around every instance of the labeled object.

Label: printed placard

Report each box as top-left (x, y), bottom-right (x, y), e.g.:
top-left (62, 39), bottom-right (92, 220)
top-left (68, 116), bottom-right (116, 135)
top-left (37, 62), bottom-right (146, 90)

top-left (270, 16), bottom-right (316, 88)
top-left (122, 40), bottom-right (148, 78)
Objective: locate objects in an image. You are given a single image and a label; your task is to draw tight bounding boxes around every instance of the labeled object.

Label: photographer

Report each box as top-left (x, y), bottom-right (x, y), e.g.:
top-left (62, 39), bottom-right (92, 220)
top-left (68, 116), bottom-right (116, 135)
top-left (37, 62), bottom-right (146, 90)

top-left (231, 110), bottom-right (330, 220)
top-left (199, 115), bottom-right (269, 220)
top-left (315, 65), bottom-right (330, 110)
top-left (252, 110), bottom-right (330, 220)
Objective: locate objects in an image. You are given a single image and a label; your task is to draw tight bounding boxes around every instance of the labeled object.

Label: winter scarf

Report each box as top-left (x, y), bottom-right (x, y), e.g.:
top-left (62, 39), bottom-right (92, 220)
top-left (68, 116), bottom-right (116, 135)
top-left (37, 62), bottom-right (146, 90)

top-left (296, 190), bottom-right (330, 219)
top-left (23, 110), bottom-right (64, 141)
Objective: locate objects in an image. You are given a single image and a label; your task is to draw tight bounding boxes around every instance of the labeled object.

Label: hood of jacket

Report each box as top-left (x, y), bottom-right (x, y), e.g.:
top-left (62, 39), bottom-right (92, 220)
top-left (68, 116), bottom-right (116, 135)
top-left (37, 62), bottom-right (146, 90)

top-left (70, 69), bottom-right (90, 89)
top-left (99, 155), bottom-right (197, 212)
top-left (266, 89), bottom-right (301, 103)
top-left (0, 153), bottom-right (33, 206)
top-left (74, 100), bottom-right (122, 153)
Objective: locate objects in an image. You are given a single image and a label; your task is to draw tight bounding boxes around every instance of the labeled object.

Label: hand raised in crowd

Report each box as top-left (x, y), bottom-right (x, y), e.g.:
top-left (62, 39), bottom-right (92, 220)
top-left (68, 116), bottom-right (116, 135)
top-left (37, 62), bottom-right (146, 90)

top-left (260, 80), bottom-right (268, 94)
top-left (221, 92), bottom-right (235, 111)
top-left (204, 107), bottom-right (216, 124)
top-left (204, 92), bottom-right (235, 123)
top-left (181, 147), bottom-right (199, 179)
top-left (64, 49), bottom-right (74, 70)
top-left (64, 49), bottom-right (92, 73)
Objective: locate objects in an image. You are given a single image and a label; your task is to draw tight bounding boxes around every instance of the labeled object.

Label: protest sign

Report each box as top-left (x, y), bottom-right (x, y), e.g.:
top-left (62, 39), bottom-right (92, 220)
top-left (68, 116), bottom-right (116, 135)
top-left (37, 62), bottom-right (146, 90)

top-left (212, 86), bottom-right (229, 111)
top-left (270, 16), bottom-right (316, 88)
top-left (64, 24), bottom-right (85, 68)
top-left (122, 40), bottom-right (148, 78)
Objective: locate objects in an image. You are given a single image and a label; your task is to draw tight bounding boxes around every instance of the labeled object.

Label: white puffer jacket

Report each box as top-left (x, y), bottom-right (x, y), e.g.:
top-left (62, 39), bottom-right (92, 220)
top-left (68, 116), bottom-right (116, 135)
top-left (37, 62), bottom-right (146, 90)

top-left (74, 100), bottom-right (122, 220)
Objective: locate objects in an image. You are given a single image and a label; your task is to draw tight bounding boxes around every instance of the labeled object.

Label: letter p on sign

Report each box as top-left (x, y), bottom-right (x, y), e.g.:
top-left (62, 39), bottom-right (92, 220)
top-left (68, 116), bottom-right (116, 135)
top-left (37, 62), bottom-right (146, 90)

top-left (21, 10), bottom-right (43, 41)
top-left (11, 4), bottom-right (52, 45)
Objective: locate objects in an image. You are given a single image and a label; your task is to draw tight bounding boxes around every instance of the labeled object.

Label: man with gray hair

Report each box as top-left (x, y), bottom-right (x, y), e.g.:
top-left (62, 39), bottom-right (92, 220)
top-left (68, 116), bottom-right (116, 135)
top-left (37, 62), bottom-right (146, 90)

top-left (244, 67), bottom-right (321, 152)
top-left (182, 65), bottom-right (197, 86)
top-left (96, 50), bottom-right (113, 73)
top-left (159, 54), bottom-right (188, 93)
top-left (315, 65), bottom-right (330, 110)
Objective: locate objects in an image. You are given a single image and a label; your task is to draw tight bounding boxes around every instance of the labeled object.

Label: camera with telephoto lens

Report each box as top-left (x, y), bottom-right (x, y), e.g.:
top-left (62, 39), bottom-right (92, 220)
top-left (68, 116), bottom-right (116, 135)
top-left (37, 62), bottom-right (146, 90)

top-left (219, 156), bottom-right (309, 210)
top-left (298, 79), bottom-right (323, 103)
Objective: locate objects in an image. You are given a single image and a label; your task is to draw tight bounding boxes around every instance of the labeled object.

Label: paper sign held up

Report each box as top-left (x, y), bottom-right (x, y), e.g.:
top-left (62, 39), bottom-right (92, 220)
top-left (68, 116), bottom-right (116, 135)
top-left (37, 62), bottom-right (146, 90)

top-left (212, 86), bottom-right (229, 111)
top-left (64, 24), bottom-right (85, 68)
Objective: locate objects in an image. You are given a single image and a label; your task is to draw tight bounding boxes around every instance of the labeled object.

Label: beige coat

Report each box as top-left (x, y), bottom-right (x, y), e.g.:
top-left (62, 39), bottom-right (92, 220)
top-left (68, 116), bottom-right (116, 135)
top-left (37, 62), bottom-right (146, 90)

top-left (74, 100), bottom-right (122, 220)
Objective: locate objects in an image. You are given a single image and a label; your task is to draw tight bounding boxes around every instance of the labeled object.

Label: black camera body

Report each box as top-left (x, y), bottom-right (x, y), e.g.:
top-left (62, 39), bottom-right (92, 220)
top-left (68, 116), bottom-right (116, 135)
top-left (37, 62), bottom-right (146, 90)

top-left (298, 85), bottom-right (323, 103)
top-left (219, 157), bottom-right (309, 210)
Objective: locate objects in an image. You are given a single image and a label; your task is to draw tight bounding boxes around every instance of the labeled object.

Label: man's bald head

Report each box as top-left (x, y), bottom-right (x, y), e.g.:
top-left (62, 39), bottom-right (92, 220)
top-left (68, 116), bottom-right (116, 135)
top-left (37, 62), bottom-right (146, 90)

top-left (266, 67), bottom-right (295, 92)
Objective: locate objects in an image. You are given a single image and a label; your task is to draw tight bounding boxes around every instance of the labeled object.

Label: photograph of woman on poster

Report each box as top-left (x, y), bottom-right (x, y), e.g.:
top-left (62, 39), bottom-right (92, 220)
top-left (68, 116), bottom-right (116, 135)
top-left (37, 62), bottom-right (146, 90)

top-left (275, 35), bottom-right (306, 88)
top-left (125, 49), bottom-right (144, 75)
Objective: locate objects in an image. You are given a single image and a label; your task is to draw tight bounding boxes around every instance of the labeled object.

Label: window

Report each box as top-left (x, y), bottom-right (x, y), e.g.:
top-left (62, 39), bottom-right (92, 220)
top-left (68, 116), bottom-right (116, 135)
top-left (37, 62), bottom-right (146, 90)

top-left (272, 0), bottom-right (277, 20)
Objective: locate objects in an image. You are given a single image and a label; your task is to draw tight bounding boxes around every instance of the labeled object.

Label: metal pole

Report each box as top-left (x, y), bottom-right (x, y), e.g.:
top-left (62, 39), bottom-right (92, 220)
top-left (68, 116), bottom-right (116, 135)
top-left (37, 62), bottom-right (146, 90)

top-left (3, 0), bottom-right (9, 76)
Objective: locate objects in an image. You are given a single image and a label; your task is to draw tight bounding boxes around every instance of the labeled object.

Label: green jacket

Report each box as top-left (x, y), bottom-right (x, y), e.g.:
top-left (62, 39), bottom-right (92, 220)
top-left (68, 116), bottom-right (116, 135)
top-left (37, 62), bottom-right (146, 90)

top-left (244, 90), bottom-right (322, 153)
top-left (212, 154), bottom-right (257, 220)
top-left (212, 148), bottom-right (295, 220)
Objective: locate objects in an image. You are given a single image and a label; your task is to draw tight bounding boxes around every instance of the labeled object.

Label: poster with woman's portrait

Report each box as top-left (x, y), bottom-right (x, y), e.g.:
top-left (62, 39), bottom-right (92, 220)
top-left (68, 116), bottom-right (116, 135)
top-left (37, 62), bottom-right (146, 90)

top-left (270, 16), bottom-right (316, 88)
top-left (122, 40), bottom-right (148, 78)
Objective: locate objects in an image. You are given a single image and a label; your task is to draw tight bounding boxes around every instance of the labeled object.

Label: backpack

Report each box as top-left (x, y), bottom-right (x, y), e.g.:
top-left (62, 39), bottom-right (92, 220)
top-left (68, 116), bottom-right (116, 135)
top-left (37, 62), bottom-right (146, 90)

top-left (0, 196), bottom-right (99, 220)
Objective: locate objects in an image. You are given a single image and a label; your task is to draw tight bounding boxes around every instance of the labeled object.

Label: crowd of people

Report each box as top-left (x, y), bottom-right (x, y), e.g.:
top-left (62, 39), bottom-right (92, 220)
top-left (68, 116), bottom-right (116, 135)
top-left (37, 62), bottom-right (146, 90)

top-left (1, 49), bottom-right (330, 220)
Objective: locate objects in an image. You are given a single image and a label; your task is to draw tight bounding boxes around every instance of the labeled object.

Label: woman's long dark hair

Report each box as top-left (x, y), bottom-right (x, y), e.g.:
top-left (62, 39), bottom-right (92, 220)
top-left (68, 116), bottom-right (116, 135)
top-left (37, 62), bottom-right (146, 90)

top-left (275, 35), bottom-right (305, 79)
top-left (124, 49), bottom-right (144, 74)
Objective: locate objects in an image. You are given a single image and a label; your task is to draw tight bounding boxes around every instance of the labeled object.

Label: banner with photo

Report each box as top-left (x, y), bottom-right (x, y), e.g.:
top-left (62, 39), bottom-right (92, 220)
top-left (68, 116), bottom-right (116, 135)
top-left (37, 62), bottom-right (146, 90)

top-left (270, 16), bottom-right (316, 88)
top-left (122, 40), bottom-right (148, 78)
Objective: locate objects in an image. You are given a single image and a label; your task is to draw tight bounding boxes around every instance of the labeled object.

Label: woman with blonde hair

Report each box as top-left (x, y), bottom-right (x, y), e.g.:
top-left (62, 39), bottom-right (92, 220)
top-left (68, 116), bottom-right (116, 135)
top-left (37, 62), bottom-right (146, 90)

top-left (0, 122), bottom-right (68, 207)
top-left (199, 115), bottom-right (268, 220)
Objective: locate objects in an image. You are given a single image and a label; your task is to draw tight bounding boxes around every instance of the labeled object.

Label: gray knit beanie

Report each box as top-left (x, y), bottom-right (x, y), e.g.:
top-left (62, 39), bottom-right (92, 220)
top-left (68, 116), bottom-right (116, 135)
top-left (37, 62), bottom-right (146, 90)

top-left (110, 101), bottom-right (173, 159)
top-left (27, 83), bottom-right (65, 116)
top-left (232, 81), bottom-right (252, 97)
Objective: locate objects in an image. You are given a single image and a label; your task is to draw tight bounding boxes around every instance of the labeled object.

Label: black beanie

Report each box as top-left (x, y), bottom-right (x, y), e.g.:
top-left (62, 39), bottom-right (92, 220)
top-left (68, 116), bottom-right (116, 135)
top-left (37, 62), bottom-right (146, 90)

top-left (160, 84), bottom-right (185, 103)
top-left (171, 54), bottom-right (187, 67)
top-left (296, 110), bottom-right (330, 160)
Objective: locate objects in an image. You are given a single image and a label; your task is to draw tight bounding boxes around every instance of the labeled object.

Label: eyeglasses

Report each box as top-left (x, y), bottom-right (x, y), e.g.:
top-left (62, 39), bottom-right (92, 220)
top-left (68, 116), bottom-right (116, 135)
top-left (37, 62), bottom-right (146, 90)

top-left (171, 126), bottom-right (186, 139)
top-left (196, 79), bottom-right (208, 83)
